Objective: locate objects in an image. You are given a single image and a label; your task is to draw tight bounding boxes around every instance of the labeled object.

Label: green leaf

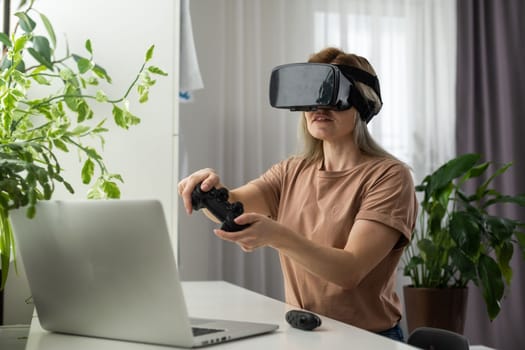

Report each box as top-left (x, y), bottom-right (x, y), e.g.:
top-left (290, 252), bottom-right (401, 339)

top-left (417, 238), bottom-right (438, 262)
top-left (148, 66), bottom-right (168, 76)
top-left (79, 77), bottom-right (87, 89)
top-left (478, 254), bottom-right (504, 320)
top-left (59, 67), bottom-right (75, 81)
top-left (17, 59), bottom-right (27, 72)
top-left (435, 182), bottom-right (453, 214)
top-left (429, 153), bottom-right (480, 194)
top-left (109, 174), bottom-right (124, 183)
top-left (0, 33), bottom-right (12, 48)
top-left (17, 0), bottom-right (30, 10)
top-left (52, 139), bottom-right (69, 152)
top-left (14, 12), bottom-right (37, 33)
top-left (84, 147), bottom-right (102, 160)
top-left (483, 194), bottom-right (525, 208)
top-left (145, 45), bottom-right (155, 62)
top-left (428, 201), bottom-right (446, 234)
top-left (13, 35), bottom-right (29, 52)
top-left (32, 36), bottom-right (52, 62)
top-left (515, 232), bottom-right (525, 260)
top-left (87, 77), bottom-right (99, 86)
top-left (464, 162), bottom-right (490, 180)
top-left (91, 119), bottom-right (108, 134)
top-left (81, 158), bottom-right (95, 184)
top-left (495, 242), bottom-right (513, 285)
top-left (63, 84), bottom-right (81, 111)
top-left (93, 64), bottom-right (112, 83)
top-left (477, 162), bottom-right (513, 200)
top-left (95, 90), bottom-right (108, 102)
top-left (26, 205), bottom-right (36, 219)
top-left (39, 13), bottom-right (56, 49)
top-left (125, 110), bottom-right (141, 126)
top-left (76, 57), bottom-right (93, 74)
top-left (403, 256), bottom-right (424, 281)
top-left (68, 125), bottom-right (90, 136)
top-left (71, 54), bottom-right (84, 63)
top-left (87, 188), bottom-right (104, 199)
top-left (112, 105), bottom-right (126, 129)
top-left (31, 74), bottom-right (51, 85)
top-left (139, 91), bottom-right (149, 103)
top-left (416, 175), bottom-right (431, 192)
top-left (111, 105), bottom-right (141, 129)
top-left (85, 39), bottom-right (93, 55)
top-left (2, 92), bottom-right (19, 110)
top-left (449, 211), bottom-right (481, 259)
top-left (27, 47), bottom-right (53, 70)
top-left (62, 180), bottom-right (75, 194)
top-left (0, 59), bottom-right (11, 71)
top-left (449, 247), bottom-right (477, 285)
top-left (485, 216), bottom-right (516, 243)
top-left (77, 101), bottom-right (93, 123)
top-left (103, 182), bottom-right (121, 198)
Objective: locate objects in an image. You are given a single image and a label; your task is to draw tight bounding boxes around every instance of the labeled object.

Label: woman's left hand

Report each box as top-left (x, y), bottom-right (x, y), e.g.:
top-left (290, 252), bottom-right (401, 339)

top-left (213, 213), bottom-right (286, 252)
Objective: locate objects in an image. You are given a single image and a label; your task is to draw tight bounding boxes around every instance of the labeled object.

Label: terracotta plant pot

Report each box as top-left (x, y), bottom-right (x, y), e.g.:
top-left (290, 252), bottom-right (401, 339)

top-left (403, 285), bottom-right (468, 334)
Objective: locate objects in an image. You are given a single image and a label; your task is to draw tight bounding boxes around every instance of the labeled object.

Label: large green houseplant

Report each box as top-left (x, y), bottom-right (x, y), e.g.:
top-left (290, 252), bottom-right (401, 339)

top-left (0, 1), bottom-right (167, 289)
top-left (403, 153), bottom-right (525, 331)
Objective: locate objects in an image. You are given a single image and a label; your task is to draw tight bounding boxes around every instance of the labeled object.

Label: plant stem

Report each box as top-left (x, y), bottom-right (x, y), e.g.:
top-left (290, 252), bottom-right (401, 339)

top-left (63, 136), bottom-right (108, 173)
top-left (111, 61), bottom-right (147, 103)
top-left (0, 207), bottom-right (15, 289)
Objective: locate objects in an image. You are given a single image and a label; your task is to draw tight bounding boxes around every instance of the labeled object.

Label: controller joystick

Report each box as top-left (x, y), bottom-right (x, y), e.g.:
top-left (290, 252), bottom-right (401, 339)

top-left (191, 183), bottom-right (249, 232)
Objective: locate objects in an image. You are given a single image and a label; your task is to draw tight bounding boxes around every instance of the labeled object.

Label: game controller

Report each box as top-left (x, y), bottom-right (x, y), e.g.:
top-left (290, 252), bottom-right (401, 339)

top-left (191, 183), bottom-right (249, 232)
top-left (285, 310), bottom-right (322, 331)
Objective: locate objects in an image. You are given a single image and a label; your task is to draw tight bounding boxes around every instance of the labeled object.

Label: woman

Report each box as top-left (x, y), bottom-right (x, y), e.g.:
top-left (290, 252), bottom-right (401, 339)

top-left (178, 47), bottom-right (417, 341)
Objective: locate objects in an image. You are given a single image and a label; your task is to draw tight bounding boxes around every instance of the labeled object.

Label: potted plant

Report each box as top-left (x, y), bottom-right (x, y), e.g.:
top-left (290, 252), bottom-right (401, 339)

top-left (0, 1), bottom-right (167, 290)
top-left (402, 153), bottom-right (525, 334)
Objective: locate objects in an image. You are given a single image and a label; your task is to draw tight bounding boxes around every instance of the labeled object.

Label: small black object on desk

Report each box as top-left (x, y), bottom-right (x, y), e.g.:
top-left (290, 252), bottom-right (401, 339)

top-left (285, 310), bottom-right (322, 331)
top-left (191, 183), bottom-right (249, 232)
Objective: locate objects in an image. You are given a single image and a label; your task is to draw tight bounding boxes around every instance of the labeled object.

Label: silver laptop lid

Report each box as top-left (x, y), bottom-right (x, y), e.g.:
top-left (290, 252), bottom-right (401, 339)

top-left (10, 199), bottom-right (195, 348)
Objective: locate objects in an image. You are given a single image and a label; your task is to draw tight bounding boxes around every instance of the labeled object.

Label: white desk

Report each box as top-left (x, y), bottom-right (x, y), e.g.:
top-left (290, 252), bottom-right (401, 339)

top-left (23, 281), bottom-right (416, 349)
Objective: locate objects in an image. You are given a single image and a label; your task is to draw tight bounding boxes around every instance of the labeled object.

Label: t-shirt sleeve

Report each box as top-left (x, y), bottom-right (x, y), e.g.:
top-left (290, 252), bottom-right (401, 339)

top-left (248, 161), bottom-right (285, 219)
top-left (355, 163), bottom-right (417, 246)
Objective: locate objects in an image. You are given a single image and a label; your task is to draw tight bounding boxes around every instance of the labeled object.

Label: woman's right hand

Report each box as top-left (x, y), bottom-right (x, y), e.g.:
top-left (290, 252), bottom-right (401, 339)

top-left (177, 168), bottom-right (222, 214)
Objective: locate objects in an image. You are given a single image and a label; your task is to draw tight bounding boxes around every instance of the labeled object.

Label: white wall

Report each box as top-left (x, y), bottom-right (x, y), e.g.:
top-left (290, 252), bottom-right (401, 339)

top-left (177, 0), bottom-right (226, 281)
top-left (4, 0), bottom-right (179, 324)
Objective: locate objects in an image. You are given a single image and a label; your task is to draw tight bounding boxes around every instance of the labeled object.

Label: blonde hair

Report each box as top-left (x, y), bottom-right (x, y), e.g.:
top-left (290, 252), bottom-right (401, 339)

top-left (298, 47), bottom-right (397, 163)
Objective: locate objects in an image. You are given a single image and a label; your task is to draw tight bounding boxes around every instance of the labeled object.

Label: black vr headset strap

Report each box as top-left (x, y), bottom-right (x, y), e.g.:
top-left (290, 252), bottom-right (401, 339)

top-left (336, 65), bottom-right (382, 102)
top-left (336, 65), bottom-right (382, 123)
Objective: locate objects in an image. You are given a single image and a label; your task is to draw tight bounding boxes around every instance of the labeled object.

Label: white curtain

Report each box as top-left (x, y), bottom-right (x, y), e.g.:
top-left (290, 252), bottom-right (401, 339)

top-left (178, 0), bottom-right (456, 308)
top-left (310, 0), bottom-right (457, 180)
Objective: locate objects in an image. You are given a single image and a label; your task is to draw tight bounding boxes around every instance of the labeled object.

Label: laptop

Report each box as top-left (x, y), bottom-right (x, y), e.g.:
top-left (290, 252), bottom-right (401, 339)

top-left (10, 199), bottom-right (278, 348)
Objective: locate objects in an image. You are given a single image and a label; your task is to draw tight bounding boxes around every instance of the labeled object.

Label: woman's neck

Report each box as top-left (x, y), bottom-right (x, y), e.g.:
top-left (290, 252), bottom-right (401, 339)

top-left (322, 141), bottom-right (366, 171)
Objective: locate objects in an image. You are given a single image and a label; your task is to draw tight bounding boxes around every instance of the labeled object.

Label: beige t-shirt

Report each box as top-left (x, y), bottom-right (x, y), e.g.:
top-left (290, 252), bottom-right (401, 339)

top-left (249, 156), bottom-right (417, 332)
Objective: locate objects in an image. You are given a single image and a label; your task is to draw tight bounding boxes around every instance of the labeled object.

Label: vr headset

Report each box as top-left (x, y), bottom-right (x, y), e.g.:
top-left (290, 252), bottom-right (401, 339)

top-left (269, 63), bottom-right (382, 123)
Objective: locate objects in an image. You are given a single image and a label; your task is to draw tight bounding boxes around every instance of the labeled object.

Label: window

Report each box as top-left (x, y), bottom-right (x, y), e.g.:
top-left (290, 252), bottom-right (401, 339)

top-left (312, 1), bottom-right (456, 179)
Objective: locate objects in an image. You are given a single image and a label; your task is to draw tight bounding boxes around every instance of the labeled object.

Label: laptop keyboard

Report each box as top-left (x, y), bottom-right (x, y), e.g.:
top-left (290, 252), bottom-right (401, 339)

top-left (192, 327), bottom-right (223, 336)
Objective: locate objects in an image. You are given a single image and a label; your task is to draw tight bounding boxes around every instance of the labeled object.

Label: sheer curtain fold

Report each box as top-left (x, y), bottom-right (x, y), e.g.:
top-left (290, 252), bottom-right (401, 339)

top-left (311, 0), bottom-right (456, 181)
top-left (179, 0), bottom-right (456, 308)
